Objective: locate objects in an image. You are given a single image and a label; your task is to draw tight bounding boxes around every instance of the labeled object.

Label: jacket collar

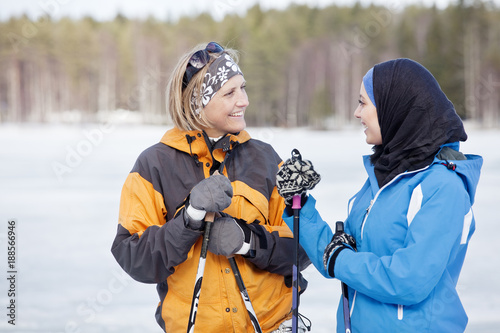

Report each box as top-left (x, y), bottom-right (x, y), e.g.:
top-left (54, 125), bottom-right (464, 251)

top-left (363, 142), bottom-right (482, 204)
top-left (160, 127), bottom-right (251, 155)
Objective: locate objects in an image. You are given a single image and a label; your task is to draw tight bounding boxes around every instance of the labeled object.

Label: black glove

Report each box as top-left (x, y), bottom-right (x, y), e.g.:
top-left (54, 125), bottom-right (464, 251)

top-left (323, 222), bottom-right (356, 278)
top-left (184, 174), bottom-right (233, 230)
top-left (207, 217), bottom-right (254, 257)
top-left (276, 149), bottom-right (321, 206)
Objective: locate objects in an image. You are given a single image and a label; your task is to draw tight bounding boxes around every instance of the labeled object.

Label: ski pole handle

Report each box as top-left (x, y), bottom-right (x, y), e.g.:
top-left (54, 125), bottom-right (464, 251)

top-left (200, 212), bottom-right (215, 256)
top-left (186, 172), bottom-right (220, 333)
top-left (200, 170), bottom-right (220, 249)
top-left (335, 221), bottom-right (352, 333)
top-left (292, 194), bottom-right (302, 210)
top-left (291, 194), bottom-right (302, 333)
top-left (205, 212), bottom-right (215, 222)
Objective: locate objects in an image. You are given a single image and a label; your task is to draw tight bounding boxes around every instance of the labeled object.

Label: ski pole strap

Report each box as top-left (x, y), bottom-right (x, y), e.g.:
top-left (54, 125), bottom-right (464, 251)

top-left (228, 256), bottom-right (263, 333)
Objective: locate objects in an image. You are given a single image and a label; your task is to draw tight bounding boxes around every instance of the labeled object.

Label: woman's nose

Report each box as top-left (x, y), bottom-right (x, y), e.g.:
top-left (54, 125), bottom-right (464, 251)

top-left (237, 91), bottom-right (249, 107)
top-left (354, 106), bottom-right (361, 119)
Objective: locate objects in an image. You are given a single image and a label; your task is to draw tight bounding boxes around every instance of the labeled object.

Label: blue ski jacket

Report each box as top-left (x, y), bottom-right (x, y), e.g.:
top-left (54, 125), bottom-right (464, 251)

top-left (283, 142), bottom-right (482, 332)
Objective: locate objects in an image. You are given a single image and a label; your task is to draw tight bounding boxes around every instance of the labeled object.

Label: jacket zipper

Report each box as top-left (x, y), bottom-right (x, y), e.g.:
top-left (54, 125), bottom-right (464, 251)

top-left (351, 290), bottom-right (357, 317)
top-left (359, 200), bottom-right (373, 240)
top-left (360, 165), bottom-right (431, 240)
top-left (357, 162), bottom-right (449, 322)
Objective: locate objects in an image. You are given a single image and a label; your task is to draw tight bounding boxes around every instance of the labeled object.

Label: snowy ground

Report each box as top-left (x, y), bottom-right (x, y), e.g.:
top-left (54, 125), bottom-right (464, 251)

top-left (0, 122), bottom-right (498, 332)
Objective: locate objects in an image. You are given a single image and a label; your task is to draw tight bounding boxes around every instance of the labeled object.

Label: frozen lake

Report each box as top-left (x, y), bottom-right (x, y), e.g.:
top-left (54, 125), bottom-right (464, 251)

top-left (0, 122), bottom-right (499, 332)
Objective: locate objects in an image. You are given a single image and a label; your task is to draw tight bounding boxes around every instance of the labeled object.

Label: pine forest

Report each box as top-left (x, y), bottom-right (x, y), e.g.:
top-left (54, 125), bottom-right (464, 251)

top-left (1, 1), bottom-right (499, 128)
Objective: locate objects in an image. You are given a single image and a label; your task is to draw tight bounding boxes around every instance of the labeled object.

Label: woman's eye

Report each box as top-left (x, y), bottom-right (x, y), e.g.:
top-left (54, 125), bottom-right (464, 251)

top-left (358, 99), bottom-right (364, 105)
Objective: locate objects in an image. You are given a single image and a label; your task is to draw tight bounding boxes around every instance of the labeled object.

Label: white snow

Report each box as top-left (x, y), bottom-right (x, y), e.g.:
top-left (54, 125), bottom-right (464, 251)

top-left (0, 122), bottom-right (498, 332)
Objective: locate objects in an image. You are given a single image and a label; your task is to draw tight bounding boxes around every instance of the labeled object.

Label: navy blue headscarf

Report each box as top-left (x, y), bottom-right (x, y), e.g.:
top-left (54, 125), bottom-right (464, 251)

top-left (368, 58), bottom-right (467, 187)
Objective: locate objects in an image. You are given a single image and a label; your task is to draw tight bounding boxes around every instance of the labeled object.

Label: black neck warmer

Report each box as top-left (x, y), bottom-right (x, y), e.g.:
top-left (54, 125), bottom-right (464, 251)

top-left (370, 58), bottom-right (467, 187)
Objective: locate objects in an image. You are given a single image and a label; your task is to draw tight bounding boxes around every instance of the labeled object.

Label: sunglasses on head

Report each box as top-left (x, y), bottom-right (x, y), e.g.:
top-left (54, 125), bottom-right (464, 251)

top-left (182, 42), bottom-right (224, 90)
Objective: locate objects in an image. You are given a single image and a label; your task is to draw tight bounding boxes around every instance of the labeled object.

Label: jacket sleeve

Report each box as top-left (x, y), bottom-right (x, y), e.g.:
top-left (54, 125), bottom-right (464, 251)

top-left (247, 186), bottom-right (311, 277)
top-left (335, 174), bottom-right (473, 305)
top-left (282, 195), bottom-right (334, 278)
top-left (111, 171), bottom-right (202, 284)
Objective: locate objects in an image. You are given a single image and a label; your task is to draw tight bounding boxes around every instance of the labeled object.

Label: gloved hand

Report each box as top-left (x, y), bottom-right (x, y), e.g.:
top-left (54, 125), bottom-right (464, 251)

top-left (276, 149), bottom-right (321, 206)
top-left (323, 225), bottom-right (356, 278)
top-left (207, 217), bottom-right (254, 257)
top-left (185, 174), bottom-right (233, 230)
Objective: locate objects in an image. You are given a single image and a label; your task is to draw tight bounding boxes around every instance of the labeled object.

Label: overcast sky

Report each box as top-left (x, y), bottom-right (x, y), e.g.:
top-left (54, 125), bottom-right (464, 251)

top-left (2, 0), bottom-right (494, 21)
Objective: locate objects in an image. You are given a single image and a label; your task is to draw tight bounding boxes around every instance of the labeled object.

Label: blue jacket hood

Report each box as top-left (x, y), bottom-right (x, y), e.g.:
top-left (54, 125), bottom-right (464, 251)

top-left (363, 142), bottom-right (483, 205)
top-left (438, 142), bottom-right (483, 205)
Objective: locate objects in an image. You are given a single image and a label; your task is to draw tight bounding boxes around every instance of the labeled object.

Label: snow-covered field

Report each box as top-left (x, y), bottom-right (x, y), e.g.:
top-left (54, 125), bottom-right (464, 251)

top-left (0, 122), bottom-right (498, 332)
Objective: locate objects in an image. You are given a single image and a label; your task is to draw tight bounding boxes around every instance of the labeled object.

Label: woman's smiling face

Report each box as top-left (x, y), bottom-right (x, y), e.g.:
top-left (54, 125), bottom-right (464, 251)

top-left (354, 82), bottom-right (382, 145)
top-left (201, 75), bottom-right (248, 138)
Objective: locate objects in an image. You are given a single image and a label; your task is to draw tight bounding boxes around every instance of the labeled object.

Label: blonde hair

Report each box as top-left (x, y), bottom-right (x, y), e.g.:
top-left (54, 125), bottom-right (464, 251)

top-left (166, 43), bottom-right (240, 131)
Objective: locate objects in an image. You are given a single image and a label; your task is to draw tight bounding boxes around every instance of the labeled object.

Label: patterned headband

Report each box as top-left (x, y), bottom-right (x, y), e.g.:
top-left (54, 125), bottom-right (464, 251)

top-left (191, 53), bottom-right (244, 114)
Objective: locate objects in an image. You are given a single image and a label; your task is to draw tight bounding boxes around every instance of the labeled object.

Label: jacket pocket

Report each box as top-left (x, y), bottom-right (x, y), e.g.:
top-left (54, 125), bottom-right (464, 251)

top-left (227, 181), bottom-right (269, 224)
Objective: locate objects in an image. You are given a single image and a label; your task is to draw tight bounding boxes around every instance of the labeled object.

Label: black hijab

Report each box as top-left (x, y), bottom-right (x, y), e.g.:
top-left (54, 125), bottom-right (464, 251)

top-left (369, 58), bottom-right (467, 188)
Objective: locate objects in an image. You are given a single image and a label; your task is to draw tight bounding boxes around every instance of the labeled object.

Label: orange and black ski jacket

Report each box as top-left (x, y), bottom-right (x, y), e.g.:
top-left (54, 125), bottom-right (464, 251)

top-left (111, 127), bottom-right (310, 333)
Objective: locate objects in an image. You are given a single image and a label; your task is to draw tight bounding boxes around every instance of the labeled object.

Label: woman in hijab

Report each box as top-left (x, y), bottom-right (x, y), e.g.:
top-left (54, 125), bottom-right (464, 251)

top-left (277, 58), bottom-right (483, 332)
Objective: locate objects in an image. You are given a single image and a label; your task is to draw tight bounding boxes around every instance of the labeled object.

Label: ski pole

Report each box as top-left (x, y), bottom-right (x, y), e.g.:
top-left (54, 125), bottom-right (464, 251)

top-left (228, 256), bottom-right (263, 333)
top-left (335, 221), bottom-right (352, 333)
top-left (186, 211), bottom-right (215, 333)
top-left (291, 193), bottom-right (302, 333)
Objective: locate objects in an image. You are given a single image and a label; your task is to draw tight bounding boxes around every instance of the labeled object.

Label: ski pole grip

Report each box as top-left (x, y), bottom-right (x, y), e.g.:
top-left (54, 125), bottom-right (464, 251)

top-left (292, 194), bottom-right (302, 210)
top-left (336, 221), bottom-right (344, 233)
top-left (205, 212), bottom-right (215, 223)
top-left (205, 170), bottom-right (220, 223)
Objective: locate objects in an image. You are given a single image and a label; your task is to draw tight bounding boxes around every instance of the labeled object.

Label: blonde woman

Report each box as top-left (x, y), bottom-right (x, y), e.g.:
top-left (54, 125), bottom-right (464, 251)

top-left (111, 42), bottom-right (310, 333)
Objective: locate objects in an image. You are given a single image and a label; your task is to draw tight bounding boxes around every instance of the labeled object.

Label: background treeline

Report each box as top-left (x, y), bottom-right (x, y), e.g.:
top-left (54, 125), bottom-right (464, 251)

top-left (1, 1), bottom-right (499, 128)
